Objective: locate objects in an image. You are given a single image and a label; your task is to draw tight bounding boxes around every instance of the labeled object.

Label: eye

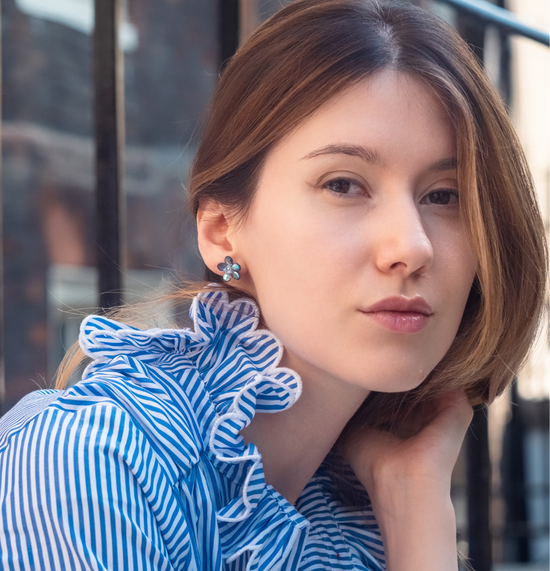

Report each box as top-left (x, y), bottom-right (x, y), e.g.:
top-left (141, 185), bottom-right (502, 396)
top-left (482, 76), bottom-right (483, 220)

top-left (421, 189), bottom-right (459, 205)
top-left (323, 177), bottom-right (365, 195)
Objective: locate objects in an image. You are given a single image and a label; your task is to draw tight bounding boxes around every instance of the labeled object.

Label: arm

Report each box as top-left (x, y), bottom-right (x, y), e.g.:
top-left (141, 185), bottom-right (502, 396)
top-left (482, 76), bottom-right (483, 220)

top-left (0, 402), bottom-right (180, 570)
top-left (343, 391), bottom-right (473, 571)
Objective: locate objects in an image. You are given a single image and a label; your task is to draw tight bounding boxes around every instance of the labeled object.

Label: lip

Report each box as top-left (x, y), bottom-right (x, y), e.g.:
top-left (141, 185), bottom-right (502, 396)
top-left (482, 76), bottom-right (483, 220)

top-left (364, 296), bottom-right (433, 315)
top-left (360, 295), bottom-right (433, 334)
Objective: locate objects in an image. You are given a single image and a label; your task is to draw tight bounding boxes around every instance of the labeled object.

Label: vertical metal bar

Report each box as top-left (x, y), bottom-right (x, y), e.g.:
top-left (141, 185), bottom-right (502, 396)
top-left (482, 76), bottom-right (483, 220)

top-left (502, 383), bottom-right (529, 561)
top-left (239, 0), bottom-right (258, 44)
top-left (0, 0), bottom-right (4, 416)
top-left (456, 8), bottom-right (511, 564)
top-left (218, 0), bottom-right (240, 71)
top-left (94, 0), bottom-right (126, 309)
top-left (207, 0), bottom-right (241, 282)
top-left (466, 406), bottom-right (493, 570)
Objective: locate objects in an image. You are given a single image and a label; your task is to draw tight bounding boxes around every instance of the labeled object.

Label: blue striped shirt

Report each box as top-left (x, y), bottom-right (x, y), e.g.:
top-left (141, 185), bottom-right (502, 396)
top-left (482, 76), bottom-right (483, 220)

top-left (0, 290), bottom-right (385, 570)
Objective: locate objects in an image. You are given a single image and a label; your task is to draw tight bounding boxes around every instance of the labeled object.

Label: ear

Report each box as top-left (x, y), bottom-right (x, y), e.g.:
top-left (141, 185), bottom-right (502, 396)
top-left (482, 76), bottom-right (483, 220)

top-left (197, 198), bottom-right (240, 277)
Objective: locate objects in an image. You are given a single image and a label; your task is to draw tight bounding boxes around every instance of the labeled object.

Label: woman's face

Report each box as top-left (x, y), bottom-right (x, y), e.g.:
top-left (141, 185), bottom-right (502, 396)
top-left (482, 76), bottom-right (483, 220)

top-left (231, 70), bottom-right (477, 393)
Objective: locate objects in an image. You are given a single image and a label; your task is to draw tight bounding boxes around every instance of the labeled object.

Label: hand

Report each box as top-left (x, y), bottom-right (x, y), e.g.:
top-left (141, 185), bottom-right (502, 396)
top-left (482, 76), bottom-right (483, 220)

top-left (341, 390), bottom-right (473, 571)
top-left (343, 390), bottom-right (473, 502)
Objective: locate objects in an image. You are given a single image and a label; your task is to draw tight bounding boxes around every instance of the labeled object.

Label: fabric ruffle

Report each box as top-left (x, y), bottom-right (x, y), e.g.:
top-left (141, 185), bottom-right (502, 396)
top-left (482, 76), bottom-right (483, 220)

top-left (78, 289), bottom-right (310, 570)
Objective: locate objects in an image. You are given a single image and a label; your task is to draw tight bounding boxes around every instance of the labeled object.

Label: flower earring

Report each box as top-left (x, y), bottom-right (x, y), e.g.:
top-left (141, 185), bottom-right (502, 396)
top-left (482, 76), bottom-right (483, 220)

top-left (217, 256), bottom-right (241, 282)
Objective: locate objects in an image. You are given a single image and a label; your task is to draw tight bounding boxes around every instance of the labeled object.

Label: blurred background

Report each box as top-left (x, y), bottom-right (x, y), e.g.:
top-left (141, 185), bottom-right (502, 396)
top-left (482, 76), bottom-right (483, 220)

top-left (0, 0), bottom-right (547, 569)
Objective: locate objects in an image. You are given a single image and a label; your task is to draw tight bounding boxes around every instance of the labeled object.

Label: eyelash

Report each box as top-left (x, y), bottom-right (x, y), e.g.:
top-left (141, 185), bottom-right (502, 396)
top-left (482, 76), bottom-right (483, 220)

top-left (322, 177), bottom-right (459, 206)
top-left (322, 177), bottom-right (366, 197)
top-left (420, 189), bottom-right (459, 206)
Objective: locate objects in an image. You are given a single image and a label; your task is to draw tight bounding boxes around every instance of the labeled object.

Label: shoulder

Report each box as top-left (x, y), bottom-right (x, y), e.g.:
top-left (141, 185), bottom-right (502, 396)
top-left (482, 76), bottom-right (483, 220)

top-left (0, 378), bottom-right (203, 486)
top-left (0, 387), bottom-right (201, 570)
top-left (0, 389), bottom-right (61, 453)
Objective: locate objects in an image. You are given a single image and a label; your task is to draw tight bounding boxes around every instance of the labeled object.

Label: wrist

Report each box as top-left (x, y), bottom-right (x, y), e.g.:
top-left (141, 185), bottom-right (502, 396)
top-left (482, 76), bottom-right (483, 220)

top-left (358, 465), bottom-right (458, 571)
top-left (351, 451), bottom-right (452, 516)
top-left (370, 469), bottom-right (452, 519)
top-left (373, 486), bottom-right (454, 530)
top-left (376, 494), bottom-right (458, 571)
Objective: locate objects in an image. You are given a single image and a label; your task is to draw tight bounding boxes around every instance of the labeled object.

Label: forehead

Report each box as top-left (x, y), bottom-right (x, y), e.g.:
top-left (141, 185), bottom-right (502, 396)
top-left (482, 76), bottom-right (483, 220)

top-left (265, 70), bottom-right (454, 168)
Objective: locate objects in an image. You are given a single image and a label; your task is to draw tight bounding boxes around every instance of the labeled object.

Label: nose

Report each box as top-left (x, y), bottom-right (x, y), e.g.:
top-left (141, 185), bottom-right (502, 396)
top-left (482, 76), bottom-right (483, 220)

top-left (373, 200), bottom-right (434, 277)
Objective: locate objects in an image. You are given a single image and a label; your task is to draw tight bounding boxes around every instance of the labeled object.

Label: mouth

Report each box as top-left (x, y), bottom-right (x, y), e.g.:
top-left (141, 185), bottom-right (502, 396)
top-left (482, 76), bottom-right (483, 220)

top-left (360, 296), bottom-right (433, 334)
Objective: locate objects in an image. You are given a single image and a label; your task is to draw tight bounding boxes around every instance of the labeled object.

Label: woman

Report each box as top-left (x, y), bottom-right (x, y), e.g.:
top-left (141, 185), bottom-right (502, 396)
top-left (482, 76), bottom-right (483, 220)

top-left (0, 0), bottom-right (546, 569)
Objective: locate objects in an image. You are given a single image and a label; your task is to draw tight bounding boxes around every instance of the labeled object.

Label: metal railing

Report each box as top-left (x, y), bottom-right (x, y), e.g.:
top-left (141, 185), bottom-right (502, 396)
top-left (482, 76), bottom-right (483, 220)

top-left (436, 0), bottom-right (550, 45)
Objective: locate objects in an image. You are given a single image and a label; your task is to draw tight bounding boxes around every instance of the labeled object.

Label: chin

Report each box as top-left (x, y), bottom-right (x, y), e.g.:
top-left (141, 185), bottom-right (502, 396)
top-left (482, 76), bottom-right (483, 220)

top-left (345, 364), bottom-right (431, 394)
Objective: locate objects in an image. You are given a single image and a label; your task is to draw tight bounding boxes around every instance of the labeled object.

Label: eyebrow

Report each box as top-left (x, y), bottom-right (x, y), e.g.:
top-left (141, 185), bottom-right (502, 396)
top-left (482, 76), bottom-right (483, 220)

top-left (428, 156), bottom-right (457, 172)
top-left (300, 143), bottom-right (457, 172)
top-left (300, 144), bottom-right (383, 165)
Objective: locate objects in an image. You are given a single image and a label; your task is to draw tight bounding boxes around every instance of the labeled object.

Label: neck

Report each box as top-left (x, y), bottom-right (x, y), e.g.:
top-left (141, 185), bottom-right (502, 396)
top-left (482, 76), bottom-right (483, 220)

top-left (240, 352), bottom-right (369, 504)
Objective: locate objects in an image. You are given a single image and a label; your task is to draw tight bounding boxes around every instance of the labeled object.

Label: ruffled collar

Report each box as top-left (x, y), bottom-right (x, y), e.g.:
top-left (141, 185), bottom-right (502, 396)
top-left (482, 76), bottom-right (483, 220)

top-left (78, 289), bottom-right (310, 570)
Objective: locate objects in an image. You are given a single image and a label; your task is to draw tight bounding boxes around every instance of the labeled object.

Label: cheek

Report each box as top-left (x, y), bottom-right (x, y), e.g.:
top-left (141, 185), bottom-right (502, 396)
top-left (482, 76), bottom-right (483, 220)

top-left (429, 217), bottom-right (476, 285)
top-left (436, 236), bottom-right (477, 341)
top-left (243, 204), bottom-right (351, 341)
top-left (246, 192), bottom-right (358, 286)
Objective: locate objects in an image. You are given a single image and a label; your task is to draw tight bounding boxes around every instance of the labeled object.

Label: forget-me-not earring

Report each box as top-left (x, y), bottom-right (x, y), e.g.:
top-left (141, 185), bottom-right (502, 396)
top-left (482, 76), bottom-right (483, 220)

top-left (217, 256), bottom-right (241, 282)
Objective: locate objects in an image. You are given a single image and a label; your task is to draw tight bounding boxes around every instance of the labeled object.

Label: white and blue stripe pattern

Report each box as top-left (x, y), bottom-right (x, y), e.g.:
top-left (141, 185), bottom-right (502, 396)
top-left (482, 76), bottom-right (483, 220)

top-left (0, 290), bottom-right (385, 570)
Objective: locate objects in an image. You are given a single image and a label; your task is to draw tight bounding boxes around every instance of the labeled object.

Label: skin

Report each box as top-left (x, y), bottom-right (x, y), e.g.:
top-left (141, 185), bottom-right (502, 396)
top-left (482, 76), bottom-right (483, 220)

top-left (197, 70), bottom-right (476, 570)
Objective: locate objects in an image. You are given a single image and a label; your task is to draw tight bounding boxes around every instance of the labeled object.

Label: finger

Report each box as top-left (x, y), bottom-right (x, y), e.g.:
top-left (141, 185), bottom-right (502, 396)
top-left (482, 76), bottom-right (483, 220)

top-left (419, 390), bottom-right (473, 451)
top-left (343, 428), bottom-right (400, 475)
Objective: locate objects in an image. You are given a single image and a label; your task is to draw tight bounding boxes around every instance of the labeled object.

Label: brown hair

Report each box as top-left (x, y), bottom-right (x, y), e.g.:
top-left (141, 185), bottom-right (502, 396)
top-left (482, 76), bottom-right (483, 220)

top-left (57, 0), bottom-right (547, 431)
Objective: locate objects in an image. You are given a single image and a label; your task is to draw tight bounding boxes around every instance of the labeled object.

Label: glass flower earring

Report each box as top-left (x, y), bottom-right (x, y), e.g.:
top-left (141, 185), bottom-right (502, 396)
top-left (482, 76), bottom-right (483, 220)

top-left (217, 256), bottom-right (241, 282)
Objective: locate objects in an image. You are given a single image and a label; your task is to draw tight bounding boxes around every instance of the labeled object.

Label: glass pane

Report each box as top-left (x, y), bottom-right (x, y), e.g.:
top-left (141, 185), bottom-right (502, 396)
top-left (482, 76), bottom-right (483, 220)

top-left (1, 0), bottom-right (217, 409)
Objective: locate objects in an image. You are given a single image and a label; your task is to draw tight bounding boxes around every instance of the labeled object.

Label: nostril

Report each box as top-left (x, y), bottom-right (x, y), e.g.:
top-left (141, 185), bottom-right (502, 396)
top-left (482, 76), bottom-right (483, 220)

top-left (389, 261), bottom-right (407, 270)
top-left (377, 233), bottom-right (434, 276)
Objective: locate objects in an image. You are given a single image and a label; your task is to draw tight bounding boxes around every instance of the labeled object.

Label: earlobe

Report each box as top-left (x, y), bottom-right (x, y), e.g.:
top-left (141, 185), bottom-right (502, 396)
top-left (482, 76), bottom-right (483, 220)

top-left (196, 199), bottom-right (240, 278)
